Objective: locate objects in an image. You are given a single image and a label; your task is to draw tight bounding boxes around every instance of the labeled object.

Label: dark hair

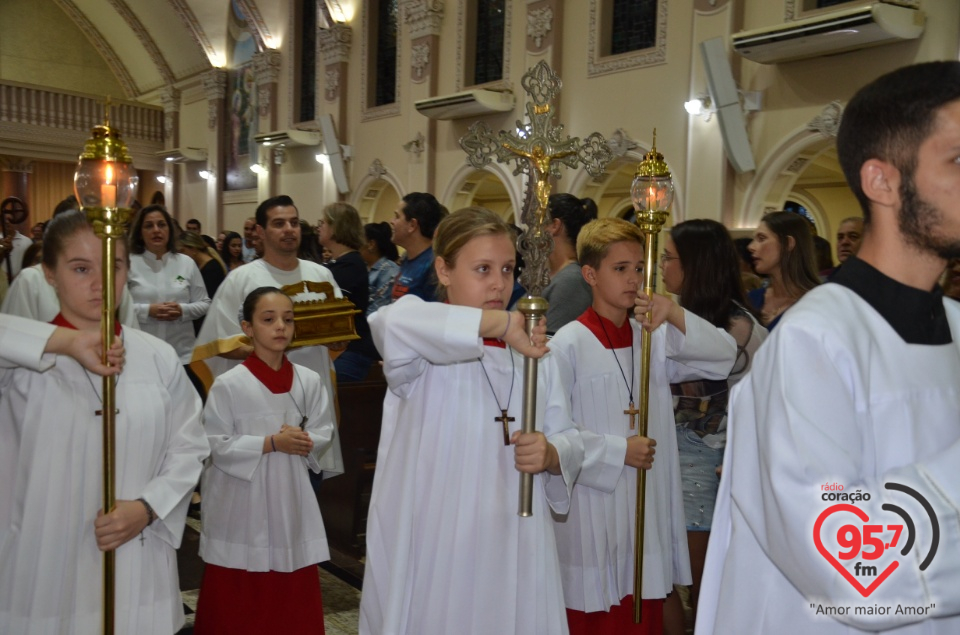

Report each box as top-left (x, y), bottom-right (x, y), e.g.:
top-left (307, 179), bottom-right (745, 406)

top-left (298, 220), bottom-right (323, 263)
top-left (220, 231), bottom-right (244, 268)
top-left (761, 211), bottom-right (820, 295)
top-left (670, 219), bottom-right (750, 329)
top-left (837, 61), bottom-right (960, 221)
top-left (364, 222), bottom-right (399, 261)
top-left (21, 242), bottom-right (42, 270)
top-left (255, 195), bottom-right (297, 227)
top-left (733, 237), bottom-right (754, 269)
top-left (186, 218), bottom-right (201, 230)
top-left (150, 190), bottom-right (166, 207)
top-left (241, 286), bottom-right (292, 322)
top-left (813, 235), bottom-right (834, 272)
top-left (41, 209), bottom-right (128, 268)
top-left (400, 192), bottom-right (445, 239)
top-left (52, 195), bottom-right (79, 217)
top-left (548, 193), bottom-right (598, 247)
top-left (129, 204), bottom-right (176, 255)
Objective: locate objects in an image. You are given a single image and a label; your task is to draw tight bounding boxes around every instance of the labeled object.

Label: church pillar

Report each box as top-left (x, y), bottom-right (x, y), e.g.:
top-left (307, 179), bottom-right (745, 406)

top-left (253, 50), bottom-right (282, 198)
top-left (159, 86), bottom-right (182, 217)
top-left (403, 0), bottom-right (443, 196)
top-left (202, 69), bottom-right (228, 232)
top-left (319, 23), bottom-right (352, 202)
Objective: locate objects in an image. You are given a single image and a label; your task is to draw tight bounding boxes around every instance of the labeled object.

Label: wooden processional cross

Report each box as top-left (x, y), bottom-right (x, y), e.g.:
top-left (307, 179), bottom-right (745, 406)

top-left (460, 61), bottom-right (612, 517)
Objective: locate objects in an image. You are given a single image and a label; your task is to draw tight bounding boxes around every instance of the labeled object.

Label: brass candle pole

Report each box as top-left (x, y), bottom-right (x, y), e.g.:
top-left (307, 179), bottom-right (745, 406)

top-left (461, 61), bottom-right (611, 516)
top-left (630, 130), bottom-right (675, 623)
top-left (74, 103), bottom-right (138, 635)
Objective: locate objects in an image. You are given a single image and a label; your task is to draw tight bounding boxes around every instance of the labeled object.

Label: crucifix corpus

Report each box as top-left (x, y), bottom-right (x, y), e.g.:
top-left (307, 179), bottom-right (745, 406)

top-left (460, 60), bottom-right (611, 517)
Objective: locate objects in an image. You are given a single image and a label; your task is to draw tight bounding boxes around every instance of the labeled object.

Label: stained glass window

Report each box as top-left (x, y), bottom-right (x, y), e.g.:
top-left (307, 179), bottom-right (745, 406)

top-left (374, 0), bottom-right (398, 106)
top-left (610, 0), bottom-right (657, 55)
top-left (474, 0), bottom-right (505, 85)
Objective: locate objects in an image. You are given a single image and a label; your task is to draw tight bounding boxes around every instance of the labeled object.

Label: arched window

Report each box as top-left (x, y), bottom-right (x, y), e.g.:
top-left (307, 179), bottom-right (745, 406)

top-left (372, 0), bottom-right (398, 107)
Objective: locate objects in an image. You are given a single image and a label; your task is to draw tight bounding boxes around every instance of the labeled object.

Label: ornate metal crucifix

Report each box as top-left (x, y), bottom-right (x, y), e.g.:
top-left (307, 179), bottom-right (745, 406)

top-left (459, 61), bottom-right (612, 516)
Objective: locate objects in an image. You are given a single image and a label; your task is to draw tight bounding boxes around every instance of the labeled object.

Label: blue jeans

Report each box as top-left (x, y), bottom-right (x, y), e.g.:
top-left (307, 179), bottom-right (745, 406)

top-left (334, 350), bottom-right (375, 383)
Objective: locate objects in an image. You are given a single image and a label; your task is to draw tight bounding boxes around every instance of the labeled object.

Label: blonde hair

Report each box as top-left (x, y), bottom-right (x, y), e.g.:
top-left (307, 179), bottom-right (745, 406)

top-left (432, 206), bottom-right (514, 301)
top-left (322, 202), bottom-right (364, 249)
top-left (177, 230), bottom-right (227, 273)
top-left (576, 218), bottom-right (644, 269)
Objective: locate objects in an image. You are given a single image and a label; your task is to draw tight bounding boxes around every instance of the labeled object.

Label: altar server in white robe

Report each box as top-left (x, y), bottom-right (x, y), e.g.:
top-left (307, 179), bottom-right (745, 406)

top-left (193, 195), bottom-right (343, 475)
top-left (1, 261), bottom-right (140, 328)
top-left (360, 207), bottom-right (584, 635)
top-left (550, 218), bottom-right (736, 634)
top-left (194, 287), bottom-right (335, 634)
top-left (0, 210), bottom-right (209, 635)
top-left (697, 62), bottom-right (960, 634)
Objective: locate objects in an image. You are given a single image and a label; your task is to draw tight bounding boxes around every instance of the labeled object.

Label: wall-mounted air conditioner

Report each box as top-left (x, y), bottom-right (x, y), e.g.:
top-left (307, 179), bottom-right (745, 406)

top-left (415, 90), bottom-right (514, 120)
top-left (732, 2), bottom-right (924, 65)
top-left (254, 129), bottom-right (322, 147)
top-left (156, 147), bottom-right (207, 163)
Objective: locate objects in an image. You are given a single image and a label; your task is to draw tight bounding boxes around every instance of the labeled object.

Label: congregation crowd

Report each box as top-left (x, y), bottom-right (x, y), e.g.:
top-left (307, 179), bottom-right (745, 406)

top-left (2, 61), bottom-right (960, 635)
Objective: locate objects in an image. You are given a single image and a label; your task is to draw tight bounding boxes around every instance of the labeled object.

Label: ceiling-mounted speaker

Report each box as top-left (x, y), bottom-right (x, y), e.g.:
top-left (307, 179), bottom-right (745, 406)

top-left (701, 37), bottom-right (756, 173)
top-left (319, 114), bottom-right (350, 194)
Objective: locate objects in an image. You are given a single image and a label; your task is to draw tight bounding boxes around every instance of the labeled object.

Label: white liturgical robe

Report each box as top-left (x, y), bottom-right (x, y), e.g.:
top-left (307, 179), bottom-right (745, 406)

top-left (0, 328), bottom-right (209, 635)
top-left (698, 283), bottom-right (960, 634)
top-left (360, 296), bottom-right (585, 635)
top-left (200, 362), bottom-right (336, 572)
top-left (550, 309), bottom-right (736, 612)
top-left (193, 258), bottom-right (344, 476)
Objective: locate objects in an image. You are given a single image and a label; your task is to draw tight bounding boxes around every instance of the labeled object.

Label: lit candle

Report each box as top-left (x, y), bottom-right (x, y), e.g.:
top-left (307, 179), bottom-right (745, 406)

top-left (647, 186), bottom-right (656, 212)
top-left (101, 184), bottom-right (117, 208)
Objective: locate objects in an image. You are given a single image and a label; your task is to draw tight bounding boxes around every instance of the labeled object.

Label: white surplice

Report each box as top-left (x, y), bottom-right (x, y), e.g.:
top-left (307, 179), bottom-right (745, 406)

top-left (128, 252), bottom-right (210, 363)
top-left (549, 310), bottom-right (737, 612)
top-left (192, 259), bottom-right (344, 476)
top-left (360, 296), bottom-right (585, 635)
top-left (200, 362), bottom-right (336, 571)
top-left (0, 313), bottom-right (55, 372)
top-left (0, 328), bottom-right (209, 635)
top-left (697, 284), bottom-right (960, 634)
top-left (1, 263), bottom-right (140, 329)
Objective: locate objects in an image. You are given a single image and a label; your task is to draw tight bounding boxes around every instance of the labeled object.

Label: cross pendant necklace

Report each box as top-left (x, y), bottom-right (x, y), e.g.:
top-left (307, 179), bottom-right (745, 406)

top-left (81, 336), bottom-right (122, 416)
top-left (594, 308), bottom-right (638, 429)
top-left (478, 346), bottom-right (516, 446)
top-left (287, 366), bottom-right (309, 429)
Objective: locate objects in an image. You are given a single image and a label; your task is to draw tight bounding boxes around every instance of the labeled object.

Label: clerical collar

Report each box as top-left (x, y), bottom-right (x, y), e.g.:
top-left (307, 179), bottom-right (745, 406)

top-left (831, 256), bottom-right (951, 345)
top-left (50, 313), bottom-right (122, 337)
top-left (242, 352), bottom-right (294, 393)
top-left (577, 307), bottom-right (633, 349)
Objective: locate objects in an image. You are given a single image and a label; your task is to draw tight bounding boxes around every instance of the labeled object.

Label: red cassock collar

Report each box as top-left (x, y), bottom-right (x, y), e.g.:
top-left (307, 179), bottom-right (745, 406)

top-left (242, 352), bottom-right (294, 394)
top-left (576, 307), bottom-right (633, 349)
top-left (51, 313), bottom-right (122, 337)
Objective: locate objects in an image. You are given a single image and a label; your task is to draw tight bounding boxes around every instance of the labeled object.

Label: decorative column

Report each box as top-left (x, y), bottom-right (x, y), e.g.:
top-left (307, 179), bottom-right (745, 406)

top-left (403, 0), bottom-right (444, 194)
top-left (158, 86), bottom-right (181, 216)
top-left (202, 69), bottom-right (228, 232)
top-left (319, 23), bottom-right (352, 201)
top-left (0, 157), bottom-right (32, 209)
top-left (253, 50), bottom-right (283, 198)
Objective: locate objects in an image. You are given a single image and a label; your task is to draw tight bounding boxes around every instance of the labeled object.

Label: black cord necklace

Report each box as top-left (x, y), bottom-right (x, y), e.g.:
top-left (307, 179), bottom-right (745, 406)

top-left (593, 307), bottom-right (640, 429)
top-left (81, 331), bottom-right (124, 416)
top-left (287, 365), bottom-right (309, 429)
top-left (478, 345), bottom-right (516, 446)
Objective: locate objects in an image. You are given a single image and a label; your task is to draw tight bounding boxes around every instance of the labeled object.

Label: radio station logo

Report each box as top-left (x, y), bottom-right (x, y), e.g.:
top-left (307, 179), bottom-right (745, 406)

top-left (813, 482), bottom-right (939, 598)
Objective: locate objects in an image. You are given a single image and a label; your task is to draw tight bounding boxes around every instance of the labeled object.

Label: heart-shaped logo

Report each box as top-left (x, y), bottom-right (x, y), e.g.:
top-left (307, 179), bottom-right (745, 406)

top-left (813, 504), bottom-right (899, 597)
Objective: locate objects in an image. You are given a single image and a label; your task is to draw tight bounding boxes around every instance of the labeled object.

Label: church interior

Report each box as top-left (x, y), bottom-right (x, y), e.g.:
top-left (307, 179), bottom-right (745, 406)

top-left (1, 0), bottom-right (958, 633)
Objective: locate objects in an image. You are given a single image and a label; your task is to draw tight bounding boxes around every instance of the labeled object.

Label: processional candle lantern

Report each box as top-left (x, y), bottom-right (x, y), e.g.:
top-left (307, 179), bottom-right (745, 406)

top-left (629, 129), bottom-right (674, 624)
top-left (74, 104), bottom-right (138, 635)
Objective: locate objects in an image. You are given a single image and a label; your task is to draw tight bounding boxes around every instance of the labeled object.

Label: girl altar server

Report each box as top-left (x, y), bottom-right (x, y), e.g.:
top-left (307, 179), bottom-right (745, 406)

top-left (549, 218), bottom-right (737, 633)
top-left (359, 207), bottom-right (584, 635)
top-left (194, 286), bottom-right (337, 635)
top-left (0, 210), bottom-right (209, 635)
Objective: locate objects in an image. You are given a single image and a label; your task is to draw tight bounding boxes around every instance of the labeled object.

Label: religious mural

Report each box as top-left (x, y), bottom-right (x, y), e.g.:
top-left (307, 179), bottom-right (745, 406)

top-left (225, 0), bottom-right (258, 191)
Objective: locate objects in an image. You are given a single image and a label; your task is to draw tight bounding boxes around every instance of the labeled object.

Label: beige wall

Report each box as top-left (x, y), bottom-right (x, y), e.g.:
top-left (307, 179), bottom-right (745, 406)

top-left (0, 0), bottom-right (124, 97)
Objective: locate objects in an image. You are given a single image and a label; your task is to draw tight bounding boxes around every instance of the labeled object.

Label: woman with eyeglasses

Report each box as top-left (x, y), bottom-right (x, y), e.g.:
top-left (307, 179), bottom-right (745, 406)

top-left (658, 219), bottom-right (767, 635)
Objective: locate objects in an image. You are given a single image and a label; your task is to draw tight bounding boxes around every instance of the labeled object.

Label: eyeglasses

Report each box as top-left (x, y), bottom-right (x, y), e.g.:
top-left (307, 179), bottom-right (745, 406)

top-left (659, 253), bottom-right (679, 266)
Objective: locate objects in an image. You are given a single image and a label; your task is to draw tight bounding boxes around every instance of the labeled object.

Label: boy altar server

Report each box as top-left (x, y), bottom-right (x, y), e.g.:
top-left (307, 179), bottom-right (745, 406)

top-left (550, 218), bottom-right (737, 633)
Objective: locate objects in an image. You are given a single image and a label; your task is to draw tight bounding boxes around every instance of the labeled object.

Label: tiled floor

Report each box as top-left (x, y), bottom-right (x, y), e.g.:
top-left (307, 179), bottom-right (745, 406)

top-left (176, 518), bottom-right (362, 635)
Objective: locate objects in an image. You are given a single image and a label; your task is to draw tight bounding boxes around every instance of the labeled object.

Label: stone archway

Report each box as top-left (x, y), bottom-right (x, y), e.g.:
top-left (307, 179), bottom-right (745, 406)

top-left (440, 161), bottom-right (522, 224)
top-left (351, 159), bottom-right (405, 223)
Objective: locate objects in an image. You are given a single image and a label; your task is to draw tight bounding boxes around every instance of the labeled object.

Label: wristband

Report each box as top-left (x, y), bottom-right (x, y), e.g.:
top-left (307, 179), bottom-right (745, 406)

top-left (137, 498), bottom-right (156, 525)
top-left (270, 435), bottom-right (278, 452)
top-left (500, 312), bottom-right (511, 340)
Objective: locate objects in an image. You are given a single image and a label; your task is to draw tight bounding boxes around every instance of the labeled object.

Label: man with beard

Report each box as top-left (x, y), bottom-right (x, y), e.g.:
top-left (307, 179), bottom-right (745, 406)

top-left (697, 62), bottom-right (960, 634)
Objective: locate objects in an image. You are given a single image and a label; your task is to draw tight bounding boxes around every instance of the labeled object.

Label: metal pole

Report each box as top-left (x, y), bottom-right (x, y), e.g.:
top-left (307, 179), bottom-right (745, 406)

top-left (100, 230), bottom-right (117, 635)
top-left (516, 295), bottom-right (549, 516)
